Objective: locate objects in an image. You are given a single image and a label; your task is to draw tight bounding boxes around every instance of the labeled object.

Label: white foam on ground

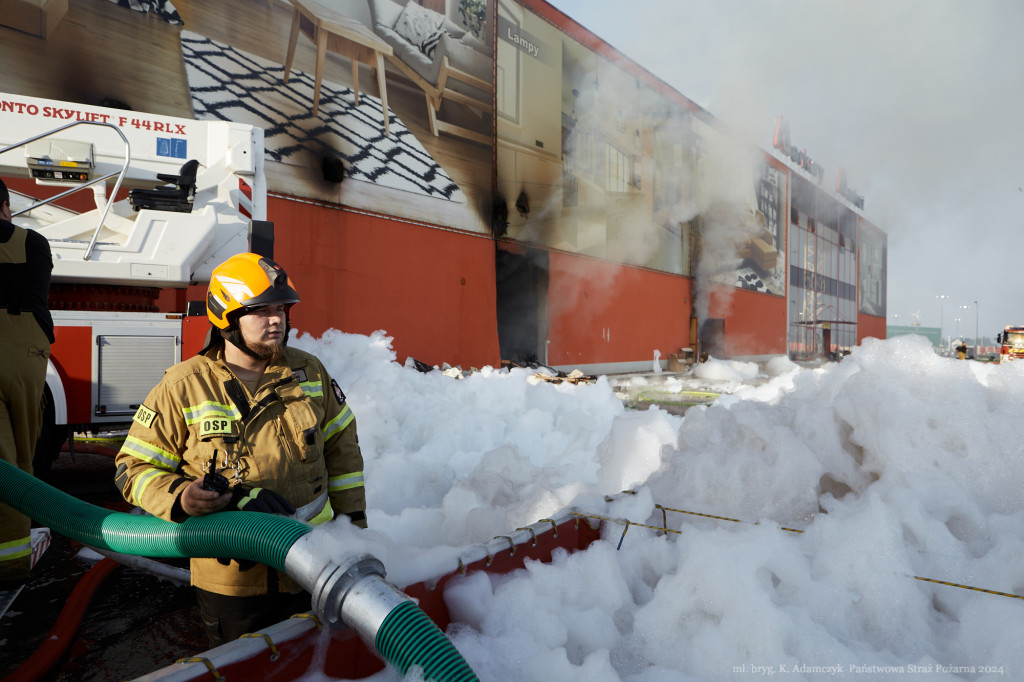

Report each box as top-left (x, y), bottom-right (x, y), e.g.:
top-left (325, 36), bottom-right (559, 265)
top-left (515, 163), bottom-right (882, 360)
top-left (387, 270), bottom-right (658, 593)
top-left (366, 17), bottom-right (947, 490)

top-left (293, 331), bottom-right (1024, 680)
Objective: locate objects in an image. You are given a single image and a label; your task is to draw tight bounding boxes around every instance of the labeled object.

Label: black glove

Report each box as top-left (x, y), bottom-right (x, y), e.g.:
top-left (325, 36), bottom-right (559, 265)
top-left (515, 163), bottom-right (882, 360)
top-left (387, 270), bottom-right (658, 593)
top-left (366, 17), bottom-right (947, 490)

top-left (230, 485), bottom-right (296, 515)
top-left (216, 486), bottom-right (293, 571)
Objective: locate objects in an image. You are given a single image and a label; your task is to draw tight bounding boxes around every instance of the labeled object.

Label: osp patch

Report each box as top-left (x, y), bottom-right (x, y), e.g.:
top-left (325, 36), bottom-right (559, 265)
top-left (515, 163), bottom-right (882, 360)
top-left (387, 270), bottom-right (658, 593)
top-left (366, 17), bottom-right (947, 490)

top-left (200, 416), bottom-right (235, 439)
top-left (133, 404), bottom-right (158, 428)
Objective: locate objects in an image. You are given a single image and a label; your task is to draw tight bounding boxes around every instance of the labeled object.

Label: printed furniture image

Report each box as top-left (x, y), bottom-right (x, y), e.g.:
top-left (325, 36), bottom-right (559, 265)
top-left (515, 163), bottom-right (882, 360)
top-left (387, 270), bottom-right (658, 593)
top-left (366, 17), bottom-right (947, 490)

top-left (283, 0), bottom-right (394, 131)
top-left (367, 0), bottom-right (493, 145)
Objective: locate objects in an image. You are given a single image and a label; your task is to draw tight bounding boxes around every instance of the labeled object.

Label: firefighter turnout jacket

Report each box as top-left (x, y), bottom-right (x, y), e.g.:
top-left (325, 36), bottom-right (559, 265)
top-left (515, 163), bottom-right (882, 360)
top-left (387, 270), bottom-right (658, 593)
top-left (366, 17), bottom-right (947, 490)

top-left (114, 344), bottom-right (366, 597)
top-left (0, 219), bottom-right (52, 582)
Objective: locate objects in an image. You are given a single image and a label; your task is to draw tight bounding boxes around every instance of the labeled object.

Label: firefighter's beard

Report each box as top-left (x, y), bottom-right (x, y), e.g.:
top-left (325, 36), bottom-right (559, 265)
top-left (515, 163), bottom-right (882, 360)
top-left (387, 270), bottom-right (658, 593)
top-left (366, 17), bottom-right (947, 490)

top-left (246, 336), bottom-right (286, 361)
top-left (223, 326), bottom-right (288, 362)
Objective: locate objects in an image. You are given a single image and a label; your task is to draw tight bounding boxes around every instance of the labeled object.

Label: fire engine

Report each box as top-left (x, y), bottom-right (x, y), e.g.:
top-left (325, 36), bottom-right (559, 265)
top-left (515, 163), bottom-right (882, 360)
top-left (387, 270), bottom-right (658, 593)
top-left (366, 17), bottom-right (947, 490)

top-left (997, 325), bottom-right (1024, 363)
top-left (1, 92), bottom-right (270, 475)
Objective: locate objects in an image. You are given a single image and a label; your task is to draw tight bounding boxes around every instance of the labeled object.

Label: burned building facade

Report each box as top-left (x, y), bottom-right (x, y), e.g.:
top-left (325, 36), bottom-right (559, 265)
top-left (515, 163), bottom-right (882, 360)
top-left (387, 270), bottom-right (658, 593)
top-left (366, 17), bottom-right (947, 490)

top-left (0, 0), bottom-right (886, 372)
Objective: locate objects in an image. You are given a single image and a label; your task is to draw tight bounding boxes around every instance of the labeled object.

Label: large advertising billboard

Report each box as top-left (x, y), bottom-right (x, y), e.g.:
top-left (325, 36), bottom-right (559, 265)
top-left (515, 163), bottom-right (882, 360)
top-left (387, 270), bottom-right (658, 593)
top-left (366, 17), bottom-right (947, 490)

top-left (3, 0), bottom-right (796, 296)
top-left (494, 0), bottom-right (786, 300)
top-left (858, 221), bottom-right (887, 317)
top-left (0, 0), bottom-right (497, 233)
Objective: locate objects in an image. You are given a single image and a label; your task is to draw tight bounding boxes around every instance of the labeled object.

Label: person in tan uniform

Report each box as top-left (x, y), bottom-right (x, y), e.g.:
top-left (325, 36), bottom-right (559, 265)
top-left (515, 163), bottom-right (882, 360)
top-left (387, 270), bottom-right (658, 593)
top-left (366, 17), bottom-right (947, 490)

top-left (114, 252), bottom-right (366, 646)
top-left (0, 177), bottom-right (54, 588)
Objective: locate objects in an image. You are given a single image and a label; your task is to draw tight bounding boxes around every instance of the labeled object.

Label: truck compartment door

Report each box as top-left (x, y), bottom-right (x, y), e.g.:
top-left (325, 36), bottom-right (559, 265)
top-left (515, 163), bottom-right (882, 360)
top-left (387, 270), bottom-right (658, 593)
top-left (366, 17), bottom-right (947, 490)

top-left (95, 335), bottom-right (177, 418)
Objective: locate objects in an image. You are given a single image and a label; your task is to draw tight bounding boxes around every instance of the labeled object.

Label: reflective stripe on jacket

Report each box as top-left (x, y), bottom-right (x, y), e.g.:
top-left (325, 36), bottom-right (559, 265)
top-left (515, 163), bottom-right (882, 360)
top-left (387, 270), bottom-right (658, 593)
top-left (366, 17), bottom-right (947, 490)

top-left (0, 535), bottom-right (31, 563)
top-left (113, 345), bottom-right (365, 596)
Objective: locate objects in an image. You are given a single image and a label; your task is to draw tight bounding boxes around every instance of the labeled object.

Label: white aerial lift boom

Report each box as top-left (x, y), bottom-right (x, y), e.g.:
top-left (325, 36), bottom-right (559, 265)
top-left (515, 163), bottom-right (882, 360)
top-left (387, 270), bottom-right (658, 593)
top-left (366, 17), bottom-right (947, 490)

top-left (0, 91), bottom-right (271, 473)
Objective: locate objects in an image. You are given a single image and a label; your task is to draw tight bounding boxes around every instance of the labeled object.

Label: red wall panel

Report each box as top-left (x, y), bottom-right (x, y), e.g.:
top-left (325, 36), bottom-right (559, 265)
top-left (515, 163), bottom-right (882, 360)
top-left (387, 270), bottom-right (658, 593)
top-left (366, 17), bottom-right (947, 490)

top-left (269, 198), bottom-right (500, 369)
top-left (857, 313), bottom-right (887, 343)
top-left (546, 252), bottom-right (692, 366)
top-left (546, 252), bottom-right (787, 366)
top-left (708, 285), bottom-right (788, 357)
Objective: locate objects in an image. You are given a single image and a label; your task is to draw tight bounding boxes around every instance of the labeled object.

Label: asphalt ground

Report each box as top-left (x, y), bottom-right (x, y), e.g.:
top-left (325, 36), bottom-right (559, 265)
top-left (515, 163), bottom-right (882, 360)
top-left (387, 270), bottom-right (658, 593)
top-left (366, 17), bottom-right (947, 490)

top-left (0, 451), bottom-right (208, 680)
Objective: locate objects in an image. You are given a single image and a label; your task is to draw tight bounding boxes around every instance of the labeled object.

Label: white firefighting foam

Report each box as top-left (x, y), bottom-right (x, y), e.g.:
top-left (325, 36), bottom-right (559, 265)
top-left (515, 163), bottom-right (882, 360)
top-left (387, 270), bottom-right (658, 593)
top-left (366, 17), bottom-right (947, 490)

top-left (292, 330), bottom-right (1024, 681)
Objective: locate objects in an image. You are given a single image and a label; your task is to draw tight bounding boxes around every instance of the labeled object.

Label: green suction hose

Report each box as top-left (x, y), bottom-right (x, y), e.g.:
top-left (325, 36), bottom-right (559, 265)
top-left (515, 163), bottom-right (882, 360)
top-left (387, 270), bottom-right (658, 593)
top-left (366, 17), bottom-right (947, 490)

top-left (377, 601), bottom-right (478, 680)
top-left (0, 457), bottom-right (309, 569)
top-left (0, 459), bottom-right (479, 681)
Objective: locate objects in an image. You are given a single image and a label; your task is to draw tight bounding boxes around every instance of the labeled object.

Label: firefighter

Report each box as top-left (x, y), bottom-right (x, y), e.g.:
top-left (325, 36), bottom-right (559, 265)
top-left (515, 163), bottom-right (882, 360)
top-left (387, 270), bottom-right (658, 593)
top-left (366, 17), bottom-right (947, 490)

top-left (114, 252), bottom-right (366, 646)
top-left (0, 178), bottom-right (54, 587)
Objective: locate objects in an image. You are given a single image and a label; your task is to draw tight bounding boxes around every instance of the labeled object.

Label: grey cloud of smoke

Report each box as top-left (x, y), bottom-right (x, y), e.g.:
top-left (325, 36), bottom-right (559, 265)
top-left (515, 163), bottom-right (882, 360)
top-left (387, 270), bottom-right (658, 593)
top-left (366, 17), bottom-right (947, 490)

top-left (518, 54), bottom-right (699, 292)
top-left (524, 52), bottom-right (766, 330)
top-left (690, 125), bottom-right (768, 324)
top-left (547, 0), bottom-right (1024, 339)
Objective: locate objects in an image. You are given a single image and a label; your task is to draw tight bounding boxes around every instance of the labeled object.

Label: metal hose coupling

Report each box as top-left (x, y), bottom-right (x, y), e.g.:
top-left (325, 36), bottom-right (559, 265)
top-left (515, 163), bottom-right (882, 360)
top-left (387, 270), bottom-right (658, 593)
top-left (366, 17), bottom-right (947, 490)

top-left (283, 536), bottom-right (479, 681)
top-left (283, 536), bottom-right (407, 632)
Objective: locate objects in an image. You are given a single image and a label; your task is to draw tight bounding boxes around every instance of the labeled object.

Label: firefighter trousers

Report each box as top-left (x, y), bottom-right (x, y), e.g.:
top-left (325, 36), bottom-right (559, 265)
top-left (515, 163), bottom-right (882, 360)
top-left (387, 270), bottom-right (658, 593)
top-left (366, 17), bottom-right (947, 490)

top-left (0, 310), bottom-right (50, 583)
top-left (196, 586), bottom-right (311, 647)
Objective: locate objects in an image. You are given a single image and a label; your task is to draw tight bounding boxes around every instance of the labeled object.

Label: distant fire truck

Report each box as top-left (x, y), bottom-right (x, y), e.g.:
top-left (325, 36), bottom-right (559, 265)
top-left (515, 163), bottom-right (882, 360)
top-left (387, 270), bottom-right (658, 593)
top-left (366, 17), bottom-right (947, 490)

top-left (997, 325), bottom-right (1024, 363)
top-left (1, 92), bottom-right (271, 475)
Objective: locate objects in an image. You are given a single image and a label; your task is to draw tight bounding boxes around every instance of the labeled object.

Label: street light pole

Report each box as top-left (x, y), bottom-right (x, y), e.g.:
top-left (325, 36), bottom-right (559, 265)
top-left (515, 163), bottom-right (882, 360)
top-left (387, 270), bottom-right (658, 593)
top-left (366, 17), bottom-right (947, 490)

top-left (957, 305), bottom-right (971, 353)
top-left (936, 294), bottom-right (949, 349)
top-left (974, 300), bottom-right (980, 356)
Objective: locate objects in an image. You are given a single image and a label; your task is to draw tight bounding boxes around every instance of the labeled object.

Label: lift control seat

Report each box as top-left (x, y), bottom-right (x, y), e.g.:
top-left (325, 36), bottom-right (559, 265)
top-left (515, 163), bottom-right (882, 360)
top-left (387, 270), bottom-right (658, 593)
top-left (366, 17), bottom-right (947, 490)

top-left (128, 159), bottom-right (199, 213)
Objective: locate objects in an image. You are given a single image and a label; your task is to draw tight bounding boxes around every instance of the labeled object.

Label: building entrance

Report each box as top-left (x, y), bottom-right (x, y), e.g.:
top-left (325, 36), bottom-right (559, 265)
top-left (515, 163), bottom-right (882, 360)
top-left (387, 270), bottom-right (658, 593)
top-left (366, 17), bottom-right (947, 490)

top-left (495, 248), bottom-right (549, 365)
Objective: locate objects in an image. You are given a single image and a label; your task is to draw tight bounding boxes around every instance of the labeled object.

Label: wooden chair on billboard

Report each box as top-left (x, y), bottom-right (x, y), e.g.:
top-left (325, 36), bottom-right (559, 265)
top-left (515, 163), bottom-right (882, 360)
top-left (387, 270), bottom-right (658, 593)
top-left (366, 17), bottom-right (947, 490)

top-left (367, 0), bottom-right (493, 145)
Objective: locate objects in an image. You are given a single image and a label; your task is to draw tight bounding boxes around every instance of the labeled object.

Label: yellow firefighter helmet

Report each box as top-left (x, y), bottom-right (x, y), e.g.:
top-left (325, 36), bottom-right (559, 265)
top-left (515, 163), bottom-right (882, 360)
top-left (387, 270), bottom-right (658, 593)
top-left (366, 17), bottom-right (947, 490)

top-left (206, 253), bottom-right (300, 329)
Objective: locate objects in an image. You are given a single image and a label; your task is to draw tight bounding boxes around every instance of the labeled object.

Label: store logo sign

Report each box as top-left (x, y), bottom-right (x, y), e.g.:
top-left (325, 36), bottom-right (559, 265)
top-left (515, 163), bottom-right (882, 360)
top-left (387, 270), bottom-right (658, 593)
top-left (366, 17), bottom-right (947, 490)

top-left (499, 16), bottom-right (547, 62)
